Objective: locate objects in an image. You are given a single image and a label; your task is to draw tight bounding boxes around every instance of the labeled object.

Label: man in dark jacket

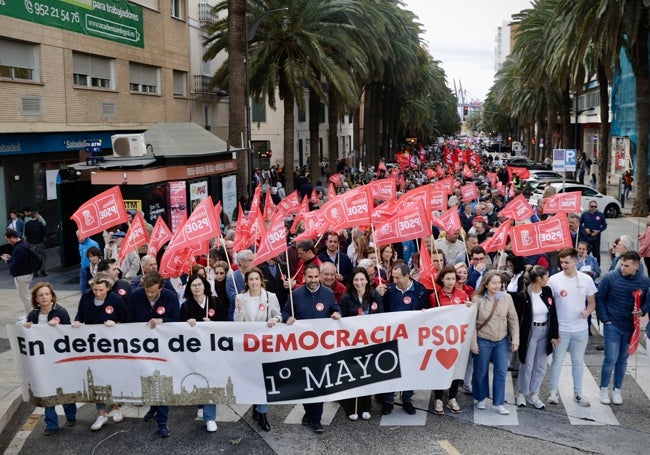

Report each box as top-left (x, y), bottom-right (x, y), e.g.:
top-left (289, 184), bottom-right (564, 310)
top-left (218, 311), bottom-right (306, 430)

top-left (380, 262), bottom-right (429, 416)
top-left (281, 263), bottom-right (341, 434)
top-left (596, 251), bottom-right (650, 405)
top-left (128, 272), bottom-right (180, 437)
top-left (24, 209), bottom-right (47, 277)
top-left (2, 229), bottom-right (33, 313)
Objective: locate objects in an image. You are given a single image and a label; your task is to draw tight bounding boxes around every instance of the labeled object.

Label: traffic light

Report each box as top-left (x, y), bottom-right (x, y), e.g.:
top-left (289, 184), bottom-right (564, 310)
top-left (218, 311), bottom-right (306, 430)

top-left (463, 106), bottom-right (468, 116)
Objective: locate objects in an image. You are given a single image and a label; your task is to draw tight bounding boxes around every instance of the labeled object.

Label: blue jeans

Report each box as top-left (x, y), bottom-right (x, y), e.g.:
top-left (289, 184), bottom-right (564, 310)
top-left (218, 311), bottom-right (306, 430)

top-left (600, 323), bottom-right (631, 389)
top-left (383, 390), bottom-right (414, 405)
top-left (472, 336), bottom-right (509, 406)
top-left (202, 404), bottom-right (216, 422)
top-left (255, 404), bottom-right (268, 414)
top-left (549, 329), bottom-right (589, 392)
top-left (44, 403), bottom-right (76, 431)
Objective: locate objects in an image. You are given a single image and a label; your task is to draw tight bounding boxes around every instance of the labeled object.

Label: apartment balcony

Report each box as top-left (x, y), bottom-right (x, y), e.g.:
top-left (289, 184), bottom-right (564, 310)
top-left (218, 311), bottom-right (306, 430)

top-left (193, 75), bottom-right (227, 97)
top-left (198, 3), bottom-right (218, 25)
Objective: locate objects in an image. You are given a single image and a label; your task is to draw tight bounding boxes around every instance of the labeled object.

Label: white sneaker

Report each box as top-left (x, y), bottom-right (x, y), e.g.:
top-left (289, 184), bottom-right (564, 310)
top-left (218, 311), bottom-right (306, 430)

top-left (206, 420), bottom-right (217, 432)
top-left (515, 392), bottom-right (526, 407)
top-left (573, 393), bottom-right (591, 407)
top-left (196, 408), bottom-right (204, 420)
top-left (612, 388), bottom-right (623, 405)
top-left (491, 405), bottom-right (510, 415)
top-left (111, 409), bottom-right (123, 423)
top-left (433, 399), bottom-right (444, 415)
top-left (476, 399), bottom-right (486, 410)
top-left (361, 412), bottom-right (371, 420)
top-left (348, 413), bottom-right (358, 421)
top-left (548, 390), bottom-right (559, 404)
top-left (600, 387), bottom-right (611, 404)
top-left (90, 415), bottom-right (108, 431)
top-left (528, 394), bottom-right (545, 409)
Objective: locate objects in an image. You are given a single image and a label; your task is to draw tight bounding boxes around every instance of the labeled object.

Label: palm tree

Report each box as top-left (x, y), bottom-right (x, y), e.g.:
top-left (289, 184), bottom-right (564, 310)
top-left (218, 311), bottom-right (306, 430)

top-left (205, 0), bottom-right (248, 202)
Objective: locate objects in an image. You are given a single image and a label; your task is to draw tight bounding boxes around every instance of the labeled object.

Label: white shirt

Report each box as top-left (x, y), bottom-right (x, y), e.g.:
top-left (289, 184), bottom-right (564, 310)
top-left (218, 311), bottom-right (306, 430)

top-left (548, 270), bottom-right (597, 332)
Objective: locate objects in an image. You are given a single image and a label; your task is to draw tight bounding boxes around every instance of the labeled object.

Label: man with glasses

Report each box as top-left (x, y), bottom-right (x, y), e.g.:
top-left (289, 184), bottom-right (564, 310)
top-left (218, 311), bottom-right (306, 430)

top-left (467, 246), bottom-right (490, 290)
top-left (580, 202), bottom-right (607, 265)
top-left (226, 249), bottom-right (255, 320)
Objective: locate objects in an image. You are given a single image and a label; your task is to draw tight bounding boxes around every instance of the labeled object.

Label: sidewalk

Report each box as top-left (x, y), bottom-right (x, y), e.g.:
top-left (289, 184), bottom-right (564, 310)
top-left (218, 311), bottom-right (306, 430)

top-left (0, 247), bottom-right (80, 433)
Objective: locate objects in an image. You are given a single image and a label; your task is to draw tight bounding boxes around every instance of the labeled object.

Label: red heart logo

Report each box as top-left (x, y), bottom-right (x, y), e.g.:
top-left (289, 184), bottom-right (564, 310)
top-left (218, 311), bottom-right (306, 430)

top-left (436, 348), bottom-right (459, 370)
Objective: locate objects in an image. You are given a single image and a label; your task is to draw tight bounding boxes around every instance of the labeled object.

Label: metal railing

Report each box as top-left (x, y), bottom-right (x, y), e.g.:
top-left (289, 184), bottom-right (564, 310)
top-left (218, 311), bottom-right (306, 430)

top-left (198, 3), bottom-right (218, 24)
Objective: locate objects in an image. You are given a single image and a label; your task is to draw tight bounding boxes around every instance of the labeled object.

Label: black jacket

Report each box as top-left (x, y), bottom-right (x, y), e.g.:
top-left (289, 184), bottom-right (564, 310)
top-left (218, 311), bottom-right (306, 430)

top-left (515, 285), bottom-right (559, 364)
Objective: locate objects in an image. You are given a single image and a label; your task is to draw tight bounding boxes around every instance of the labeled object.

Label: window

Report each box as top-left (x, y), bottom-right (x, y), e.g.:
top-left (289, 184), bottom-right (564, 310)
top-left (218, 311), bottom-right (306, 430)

top-left (0, 38), bottom-right (39, 82)
top-left (319, 103), bottom-right (325, 123)
top-left (173, 70), bottom-right (187, 96)
top-left (171, 0), bottom-right (184, 19)
top-left (73, 52), bottom-right (113, 89)
top-left (130, 62), bottom-right (160, 94)
top-left (298, 110), bottom-right (306, 123)
top-left (252, 99), bottom-right (266, 122)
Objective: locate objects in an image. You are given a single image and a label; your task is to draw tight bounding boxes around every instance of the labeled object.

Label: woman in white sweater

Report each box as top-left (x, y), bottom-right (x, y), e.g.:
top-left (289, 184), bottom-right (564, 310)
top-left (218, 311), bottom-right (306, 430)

top-left (233, 267), bottom-right (282, 431)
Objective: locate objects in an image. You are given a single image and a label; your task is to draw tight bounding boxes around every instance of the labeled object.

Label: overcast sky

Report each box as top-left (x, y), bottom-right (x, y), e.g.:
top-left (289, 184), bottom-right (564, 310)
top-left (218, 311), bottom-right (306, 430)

top-left (402, 0), bottom-right (534, 102)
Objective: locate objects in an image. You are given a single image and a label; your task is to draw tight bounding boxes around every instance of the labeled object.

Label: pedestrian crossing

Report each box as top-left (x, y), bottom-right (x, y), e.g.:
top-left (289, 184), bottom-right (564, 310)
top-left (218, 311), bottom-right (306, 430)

top-left (36, 339), bottom-right (650, 432)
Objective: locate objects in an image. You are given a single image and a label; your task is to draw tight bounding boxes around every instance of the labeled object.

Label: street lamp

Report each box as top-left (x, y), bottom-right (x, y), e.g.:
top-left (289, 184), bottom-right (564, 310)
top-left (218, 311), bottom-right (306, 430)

top-left (245, 8), bottom-right (289, 197)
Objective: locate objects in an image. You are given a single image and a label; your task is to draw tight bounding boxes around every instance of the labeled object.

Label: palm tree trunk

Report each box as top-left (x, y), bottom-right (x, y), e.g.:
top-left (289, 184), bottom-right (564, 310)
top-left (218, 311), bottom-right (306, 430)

top-left (227, 0), bottom-right (248, 199)
top-left (327, 91), bottom-right (339, 179)
top-left (632, 20), bottom-right (649, 217)
top-left (284, 94), bottom-right (296, 194)
top-left (597, 61), bottom-right (610, 195)
top-left (309, 88), bottom-right (320, 183)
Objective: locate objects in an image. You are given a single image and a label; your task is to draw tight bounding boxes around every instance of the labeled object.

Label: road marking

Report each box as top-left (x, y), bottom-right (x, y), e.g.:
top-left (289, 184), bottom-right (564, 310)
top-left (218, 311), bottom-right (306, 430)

top-left (283, 401), bottom-right (339, 425)
top-left (438, 439), bottom-right (463, 455)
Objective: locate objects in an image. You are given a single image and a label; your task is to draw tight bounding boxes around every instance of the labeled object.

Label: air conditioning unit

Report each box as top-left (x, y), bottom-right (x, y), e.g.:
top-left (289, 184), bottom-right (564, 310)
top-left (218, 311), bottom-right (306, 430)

top-left (111, 134), bottom-right (147, 157)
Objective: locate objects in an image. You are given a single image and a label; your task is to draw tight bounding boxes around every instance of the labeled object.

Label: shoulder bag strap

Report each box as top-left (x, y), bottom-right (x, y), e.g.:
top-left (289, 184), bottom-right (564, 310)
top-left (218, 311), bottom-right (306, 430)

top-left (476, 297), bottom-right (499, 331)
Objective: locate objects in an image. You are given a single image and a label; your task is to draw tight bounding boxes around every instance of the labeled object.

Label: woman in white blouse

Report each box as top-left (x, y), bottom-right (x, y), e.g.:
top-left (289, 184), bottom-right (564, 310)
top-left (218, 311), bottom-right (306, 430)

top-left (234, 267), bottom-right (282, 431)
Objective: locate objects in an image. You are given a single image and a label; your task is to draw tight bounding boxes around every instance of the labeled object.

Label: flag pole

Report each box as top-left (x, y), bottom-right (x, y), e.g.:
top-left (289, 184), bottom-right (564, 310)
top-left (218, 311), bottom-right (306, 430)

top-left (285, 250), bottom-right (295, 318)
top-left (221, 238), bottom-right (239, 295)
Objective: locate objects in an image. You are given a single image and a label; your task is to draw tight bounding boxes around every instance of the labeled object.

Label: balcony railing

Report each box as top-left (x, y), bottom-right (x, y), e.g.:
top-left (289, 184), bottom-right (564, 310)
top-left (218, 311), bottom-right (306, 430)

top-left (198, 3), bottom-right (218, 25)
top-left (193, 75), bottom-right (227, 96)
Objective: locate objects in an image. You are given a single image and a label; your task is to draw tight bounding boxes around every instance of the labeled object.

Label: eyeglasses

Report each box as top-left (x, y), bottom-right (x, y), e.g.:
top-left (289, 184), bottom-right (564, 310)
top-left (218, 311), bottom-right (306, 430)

top-left (190, 283), bottom-right (204, 288)
top-left (589, 205), bottom-right (597, 208)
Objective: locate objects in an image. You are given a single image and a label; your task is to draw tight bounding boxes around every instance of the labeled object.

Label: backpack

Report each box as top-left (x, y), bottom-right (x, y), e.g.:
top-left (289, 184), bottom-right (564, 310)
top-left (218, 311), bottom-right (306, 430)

top-left (17, 244), bottom-right (42, 274)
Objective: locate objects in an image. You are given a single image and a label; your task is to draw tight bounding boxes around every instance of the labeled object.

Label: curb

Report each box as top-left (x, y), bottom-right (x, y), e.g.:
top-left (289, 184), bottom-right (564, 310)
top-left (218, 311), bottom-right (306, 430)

top-left (0, 389), bottom-right (23, 434)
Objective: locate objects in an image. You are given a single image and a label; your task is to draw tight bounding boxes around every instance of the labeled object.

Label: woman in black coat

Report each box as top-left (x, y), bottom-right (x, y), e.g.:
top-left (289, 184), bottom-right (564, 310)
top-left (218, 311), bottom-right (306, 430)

top-left (514, 265), bottom-right (559, 409)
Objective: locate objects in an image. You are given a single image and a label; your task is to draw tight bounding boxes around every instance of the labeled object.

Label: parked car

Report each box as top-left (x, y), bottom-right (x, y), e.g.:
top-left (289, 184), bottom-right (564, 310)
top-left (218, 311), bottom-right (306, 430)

top-left (529, 182), bottom-right (621, 218)
top-left (526, 170), bottom-right (565, 180)
top-left (507, 157), bottom-right (549, 170)
top-left (486, 142), bottom-right (513, 155)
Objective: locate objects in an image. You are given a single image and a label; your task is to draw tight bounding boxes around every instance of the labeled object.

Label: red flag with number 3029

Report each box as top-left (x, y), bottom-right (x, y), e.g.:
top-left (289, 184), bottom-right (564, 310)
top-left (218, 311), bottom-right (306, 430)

top-left (70, 186), bottom-right (129, 238)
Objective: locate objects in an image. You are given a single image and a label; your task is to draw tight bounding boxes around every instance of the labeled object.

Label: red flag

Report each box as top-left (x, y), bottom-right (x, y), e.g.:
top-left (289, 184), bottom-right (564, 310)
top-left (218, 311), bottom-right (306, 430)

top-left (213, 201), bottom-right (223, 235)
top-left (426, 168), bottom-right (436, 180)
top-left (263, 189), bottom-right (277, 219)
top-left (71, 186), bottom-right (129, 238)
top-left (320, 185), bottom-right (371, 231)
top-left (294, 210), bottom-right (329, 242)
top-left (396, 151), bottom-right (410, 171)
top-left (499, 194), bottom-right (535, 221)
top-left (147, 216), bottom-right (173, 257)
top-left (374, 202), bottom-right (432, 246)
top-left (487, 172), bottom-right (498, 187)
top-left (378, 160), bottom-right (387, 172)
top-left (310, 188), bottom-right (319, 205)
top-left (432, 207), bottom-right (462, 234)
top-left (418, 144), bottom-right (426, 161)
top-left (443, 147), bottom-right (455, 167)
top-left (290, 196), bottom-right (310, 233)
top-left (369, 179), bottom-right (396, 202)
top-left (432, 177), bottom-right (454, 194)
top-left (327, 183), bottom-right (337, 200)
top-left (168, 196), bottom-right (220, 249)
top-left (119, 211), bottom-right (149, 262)
top-left (480, 222), bottom-right (511, 253)
top-left (277, 190), bottom-right (300, 217)
top-left (250, 183), bottom-right (262, 214)
top-left (233, 204), bottom-right (252, 251)
top-left (329, 173), bottom-right (342, 187)
top-left (462, 165), bottom-right (473, 180)
top-left (418, 241), bottom-right (438, 290)
top-left (159, 245), bottom-right (194, 278)
top-left (507, 166), bottom-right (531, 180)
top-left (510, 214), bottom-right (572, 256)
top-left (469, 151), bottom-right (481, 168)
top-left (460, 182), bottom-right (479, 203)
top-left (543, 192), bottom-right (582, 214)
top-left (430, 190), bottom-right (448, 211)
top-left (253, 213), bottom-right (288, 266)
top-left (628, 289), bottom-right (643, 355)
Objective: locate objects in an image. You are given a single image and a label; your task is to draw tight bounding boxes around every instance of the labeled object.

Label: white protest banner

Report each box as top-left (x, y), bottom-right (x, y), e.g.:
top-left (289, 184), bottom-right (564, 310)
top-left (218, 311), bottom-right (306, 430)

top-left (9, 305), bottom-right (475, 407)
